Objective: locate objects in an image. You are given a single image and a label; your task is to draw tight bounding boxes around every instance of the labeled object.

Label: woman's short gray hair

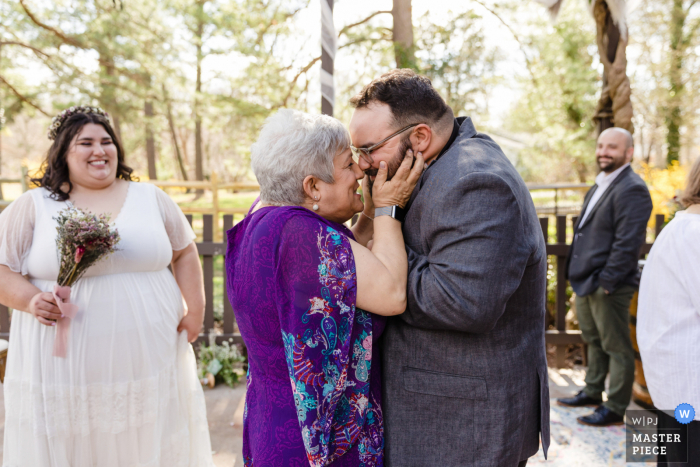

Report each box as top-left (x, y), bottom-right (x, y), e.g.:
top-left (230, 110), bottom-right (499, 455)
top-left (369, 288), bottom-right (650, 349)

top-left (251, 109), bottom-right (350, 206)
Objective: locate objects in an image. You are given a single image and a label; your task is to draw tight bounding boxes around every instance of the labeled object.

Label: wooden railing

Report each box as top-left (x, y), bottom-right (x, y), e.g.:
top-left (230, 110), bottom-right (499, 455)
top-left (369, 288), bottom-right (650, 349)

top-left (527, 182), bottom-right (590, 216)
top-left (0, 167), bottom-right (29, 210)
top-left (542, 213), bottom-right (665, 367)
top-left (0, 214), bottom-right (242, 349)
top-left (0, 187), bottom-right (667, 367)
top-left (145, 174), bottom-right (259, 242)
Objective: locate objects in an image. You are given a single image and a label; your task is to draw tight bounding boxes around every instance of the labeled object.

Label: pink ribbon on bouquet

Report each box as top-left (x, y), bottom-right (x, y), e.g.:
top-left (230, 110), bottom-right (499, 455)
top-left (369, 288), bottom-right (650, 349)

top-left (52, 285), bottom-right (79, 358)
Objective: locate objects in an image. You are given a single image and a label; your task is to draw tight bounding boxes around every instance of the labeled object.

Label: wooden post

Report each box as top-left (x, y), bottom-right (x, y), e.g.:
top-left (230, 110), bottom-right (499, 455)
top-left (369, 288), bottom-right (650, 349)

top-left (20, 166), bottom-right (28, 193)
top-left (223, 215), bottom-right (235, 336)
top-left (202, 214), bottom-right (215, 335)
top-left (211, 172), bottom-right (219, 242)
top-left (655, 213), bottom-right (665, 238)
top-left (555, 215), bottom-right (567, 368)
top-left (0, 303), bottom-right (9, 340)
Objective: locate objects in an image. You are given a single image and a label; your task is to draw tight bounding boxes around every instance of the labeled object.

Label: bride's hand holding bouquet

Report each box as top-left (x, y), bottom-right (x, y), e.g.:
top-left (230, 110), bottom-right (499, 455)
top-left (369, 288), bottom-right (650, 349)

top-left (46, 207), bottom-right (120, 357)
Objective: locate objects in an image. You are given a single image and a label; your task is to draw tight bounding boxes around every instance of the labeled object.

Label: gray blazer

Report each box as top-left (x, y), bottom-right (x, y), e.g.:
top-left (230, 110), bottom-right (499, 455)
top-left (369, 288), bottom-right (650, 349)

top-left (566, 166), bottom-right (653, 296)
top-left (381, 118), bottom-right (549, 466)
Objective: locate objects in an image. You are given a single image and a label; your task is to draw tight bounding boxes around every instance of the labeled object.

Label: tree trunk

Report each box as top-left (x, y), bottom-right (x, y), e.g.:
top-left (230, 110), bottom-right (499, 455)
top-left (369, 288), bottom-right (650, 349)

top-left (592, 0), bottom-right (634, 136)
top-left (392, 0), bottom-right (415, 69)
top-left (194, 1), bottom-right (205, 195)
top-left (163, 85), bottom-right (188, 182)
top-left (666, 0), bottom-right (685, 165)
top-left (145, 100), bottom-right (157, 179)
top-left (100, 53), bottom-right (123, 143)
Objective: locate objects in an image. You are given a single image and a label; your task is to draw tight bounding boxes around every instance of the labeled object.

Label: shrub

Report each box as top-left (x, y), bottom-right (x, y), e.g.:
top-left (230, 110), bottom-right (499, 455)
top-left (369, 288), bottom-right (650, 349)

top-left (197, 334), bottom-right (246, 388)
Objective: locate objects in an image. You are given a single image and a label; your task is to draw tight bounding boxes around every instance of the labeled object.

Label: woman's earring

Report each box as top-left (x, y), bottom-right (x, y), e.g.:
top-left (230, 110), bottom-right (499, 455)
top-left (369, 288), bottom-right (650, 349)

top-left (313, 204), bottom-right (319, 211)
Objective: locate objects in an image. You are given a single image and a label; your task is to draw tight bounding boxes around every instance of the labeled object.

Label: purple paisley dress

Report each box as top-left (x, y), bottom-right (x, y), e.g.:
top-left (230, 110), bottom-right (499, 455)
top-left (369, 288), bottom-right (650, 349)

top-left (225, 205), bottom-right (386, 467)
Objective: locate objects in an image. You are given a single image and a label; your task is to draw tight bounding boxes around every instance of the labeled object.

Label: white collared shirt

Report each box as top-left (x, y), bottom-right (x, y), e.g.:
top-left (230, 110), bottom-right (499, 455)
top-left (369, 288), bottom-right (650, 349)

top-left (578, 163), bottom-right (630, 226)
top-left (637, 211), bottom-right (700, 420)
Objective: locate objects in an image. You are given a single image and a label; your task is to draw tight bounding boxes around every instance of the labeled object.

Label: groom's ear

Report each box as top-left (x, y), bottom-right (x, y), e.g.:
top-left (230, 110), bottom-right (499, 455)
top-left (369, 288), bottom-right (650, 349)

top-left (410, 124), bottom-right (432, 153)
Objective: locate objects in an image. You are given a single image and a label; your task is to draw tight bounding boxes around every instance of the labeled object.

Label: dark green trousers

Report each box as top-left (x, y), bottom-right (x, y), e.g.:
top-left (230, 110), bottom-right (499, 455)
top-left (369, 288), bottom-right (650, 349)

top-left (575, 285), bottom-right (636, 416)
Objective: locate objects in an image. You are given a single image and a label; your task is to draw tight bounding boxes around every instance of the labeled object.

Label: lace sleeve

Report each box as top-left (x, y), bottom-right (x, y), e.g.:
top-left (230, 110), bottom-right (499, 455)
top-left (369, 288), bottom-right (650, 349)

top-left (153, 186), bottom-right (196, 251)
top-left (0, 191), bottom-right (36, 274)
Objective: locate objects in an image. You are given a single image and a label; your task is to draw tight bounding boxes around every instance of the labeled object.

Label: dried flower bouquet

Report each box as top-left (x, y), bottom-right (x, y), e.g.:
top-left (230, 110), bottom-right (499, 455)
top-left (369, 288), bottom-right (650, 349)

top-left (52, 207), bottom-right (120, 357)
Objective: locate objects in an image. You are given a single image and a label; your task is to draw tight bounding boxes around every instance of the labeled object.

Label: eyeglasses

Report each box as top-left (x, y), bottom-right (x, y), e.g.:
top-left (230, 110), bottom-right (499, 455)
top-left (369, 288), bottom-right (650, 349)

top-left (350, 123), bottom-right (420, 165)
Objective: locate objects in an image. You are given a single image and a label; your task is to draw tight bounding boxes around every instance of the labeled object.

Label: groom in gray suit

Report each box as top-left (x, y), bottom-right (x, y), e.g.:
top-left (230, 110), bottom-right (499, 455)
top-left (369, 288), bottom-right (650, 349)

top-left (349, 69), bottom-right (549, 466)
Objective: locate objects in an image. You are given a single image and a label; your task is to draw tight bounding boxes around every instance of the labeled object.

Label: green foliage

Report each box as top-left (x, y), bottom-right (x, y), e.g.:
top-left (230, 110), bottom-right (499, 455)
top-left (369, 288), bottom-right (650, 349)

top-left (415, 9), bottom-right (500, 118)
top-left (1, 0), bottom-right (312, 179)
top-left (506, 0), bottom-right (599, 183)
top-left (197, 335), bottom-right (246, 388)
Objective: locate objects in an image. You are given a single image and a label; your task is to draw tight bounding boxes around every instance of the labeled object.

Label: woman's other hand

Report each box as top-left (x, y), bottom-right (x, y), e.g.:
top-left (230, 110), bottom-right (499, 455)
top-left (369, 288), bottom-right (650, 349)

top-left (372, 149), bottom-right (425, 208)
top-left (177, 312), bottom-right (203, 343)
top-left (29, 292), bottom-right (62, 326)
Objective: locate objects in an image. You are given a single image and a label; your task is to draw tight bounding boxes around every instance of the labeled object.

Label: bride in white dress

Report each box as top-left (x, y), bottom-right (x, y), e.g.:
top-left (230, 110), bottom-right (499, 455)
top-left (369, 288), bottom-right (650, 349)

top-left (0, 106), bottom-right (214, 467)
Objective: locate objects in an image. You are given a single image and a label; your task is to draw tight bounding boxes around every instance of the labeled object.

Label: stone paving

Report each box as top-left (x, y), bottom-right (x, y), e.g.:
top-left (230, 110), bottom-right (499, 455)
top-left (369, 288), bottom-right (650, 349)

top-left (0, 367), bottom-right (656, 466)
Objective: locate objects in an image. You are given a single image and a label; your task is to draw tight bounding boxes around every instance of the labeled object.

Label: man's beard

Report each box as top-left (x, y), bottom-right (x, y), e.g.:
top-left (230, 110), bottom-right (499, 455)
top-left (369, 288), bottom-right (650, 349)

top-left (366, 134), bottom-right (412, 194)
top-left (598, 157), bottom-right (622, 173)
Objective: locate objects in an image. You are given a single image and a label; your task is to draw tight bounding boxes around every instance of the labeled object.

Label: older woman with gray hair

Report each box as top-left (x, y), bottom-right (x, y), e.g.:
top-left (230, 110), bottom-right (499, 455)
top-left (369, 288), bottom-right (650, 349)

top-left (225, 109), bottom-right (423, 466)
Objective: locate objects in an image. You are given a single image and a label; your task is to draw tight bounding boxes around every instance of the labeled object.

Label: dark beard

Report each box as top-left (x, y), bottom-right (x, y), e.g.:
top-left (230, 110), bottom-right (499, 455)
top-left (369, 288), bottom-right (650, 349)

top-left (366, 134), bottom-right (412, 195)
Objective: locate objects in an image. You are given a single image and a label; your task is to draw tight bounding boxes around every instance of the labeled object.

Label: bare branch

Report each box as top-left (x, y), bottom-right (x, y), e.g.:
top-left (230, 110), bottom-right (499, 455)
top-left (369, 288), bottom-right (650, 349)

top-left (337, 11), bottom-right (392, 38)
top-left (683, 16), bottom-right (700, 47)
top-left (470, 0), bottom-right (538, 88)
top-left (18, 0), bottom-right (85, 48)
top-left (0, 74), bottom-right (50, 116)
top-left (279, 55), bottom-right (321, 108)
top-left (0, 41), bottom-right (50, 58)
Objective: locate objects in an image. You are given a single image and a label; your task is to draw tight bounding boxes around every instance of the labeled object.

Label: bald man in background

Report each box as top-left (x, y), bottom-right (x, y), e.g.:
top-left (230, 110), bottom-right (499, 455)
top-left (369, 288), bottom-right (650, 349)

top-left (557, 128), bottom-right (652, 426)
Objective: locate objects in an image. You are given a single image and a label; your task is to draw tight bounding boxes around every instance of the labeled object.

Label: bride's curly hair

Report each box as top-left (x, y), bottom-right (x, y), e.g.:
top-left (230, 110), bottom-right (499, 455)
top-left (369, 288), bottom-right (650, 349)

top-left (32, 112), bottom-right (135, 201)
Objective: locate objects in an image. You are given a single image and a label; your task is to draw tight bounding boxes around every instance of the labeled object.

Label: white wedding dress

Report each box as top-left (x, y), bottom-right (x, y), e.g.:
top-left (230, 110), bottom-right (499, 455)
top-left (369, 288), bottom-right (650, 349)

top-left (0, 182), bottom-right (214, 467)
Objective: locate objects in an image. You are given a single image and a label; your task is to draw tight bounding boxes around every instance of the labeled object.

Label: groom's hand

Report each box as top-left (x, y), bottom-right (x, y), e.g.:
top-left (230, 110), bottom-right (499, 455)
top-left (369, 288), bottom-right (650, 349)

top-left (372, 149), bottom-right (424, 208)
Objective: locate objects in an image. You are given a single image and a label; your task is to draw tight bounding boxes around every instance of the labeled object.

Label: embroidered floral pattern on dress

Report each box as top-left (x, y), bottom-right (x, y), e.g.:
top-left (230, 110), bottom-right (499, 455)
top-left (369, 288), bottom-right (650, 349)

top-left (280, 226), bottom-right (382, 467)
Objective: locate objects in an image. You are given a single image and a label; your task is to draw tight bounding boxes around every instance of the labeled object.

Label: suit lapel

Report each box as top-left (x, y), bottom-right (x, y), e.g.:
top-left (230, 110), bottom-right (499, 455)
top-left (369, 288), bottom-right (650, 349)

top-left (578, 165), bottom-right (631, 229)
top-left (575, 186), bottom-right (598, 231)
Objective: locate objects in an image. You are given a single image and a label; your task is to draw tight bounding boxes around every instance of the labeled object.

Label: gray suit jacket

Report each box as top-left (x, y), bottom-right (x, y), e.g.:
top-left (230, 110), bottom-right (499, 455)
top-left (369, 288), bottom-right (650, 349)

top-left (566, 165), bottom-right (653, 296)
top-left (381, 117), bottom-right (549, 466)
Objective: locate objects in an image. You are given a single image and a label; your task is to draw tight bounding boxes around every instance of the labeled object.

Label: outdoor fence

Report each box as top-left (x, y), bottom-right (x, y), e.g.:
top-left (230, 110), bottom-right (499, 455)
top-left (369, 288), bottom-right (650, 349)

top-left (543, 213), bottom-right (665, 368)
top-left (0, 213), bottom-right (242, 351)
top-left (0, 175), bottom-right (666, 368)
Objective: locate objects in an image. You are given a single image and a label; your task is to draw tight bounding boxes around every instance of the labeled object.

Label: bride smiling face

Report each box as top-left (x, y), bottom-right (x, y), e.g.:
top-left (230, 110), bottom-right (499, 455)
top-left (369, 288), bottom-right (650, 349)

top-left (65, 123), bottom-right (119, 190)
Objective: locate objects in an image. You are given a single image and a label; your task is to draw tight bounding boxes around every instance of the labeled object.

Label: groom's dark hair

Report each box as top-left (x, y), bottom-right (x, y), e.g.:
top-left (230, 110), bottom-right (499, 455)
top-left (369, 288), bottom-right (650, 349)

top-left (349, 69), bottom-right (453, 130)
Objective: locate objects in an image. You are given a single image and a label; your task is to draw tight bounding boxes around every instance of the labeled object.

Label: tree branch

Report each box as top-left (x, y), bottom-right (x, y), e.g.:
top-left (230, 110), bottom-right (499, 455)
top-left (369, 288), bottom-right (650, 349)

top-left (470, 0), bottom-right (538, 88)
top-left (682, 16), bottom-right (700, 47)
top-left (0, 41), bottom-right (50, 58)
top-left (18, 0), bottom-right (85, 48)
top-left (280, 55), bottom-right (321, 108)
top-left (337, 10), bottom-right (392, 38)
top-left (0, 75), bottom-right (50, 116)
